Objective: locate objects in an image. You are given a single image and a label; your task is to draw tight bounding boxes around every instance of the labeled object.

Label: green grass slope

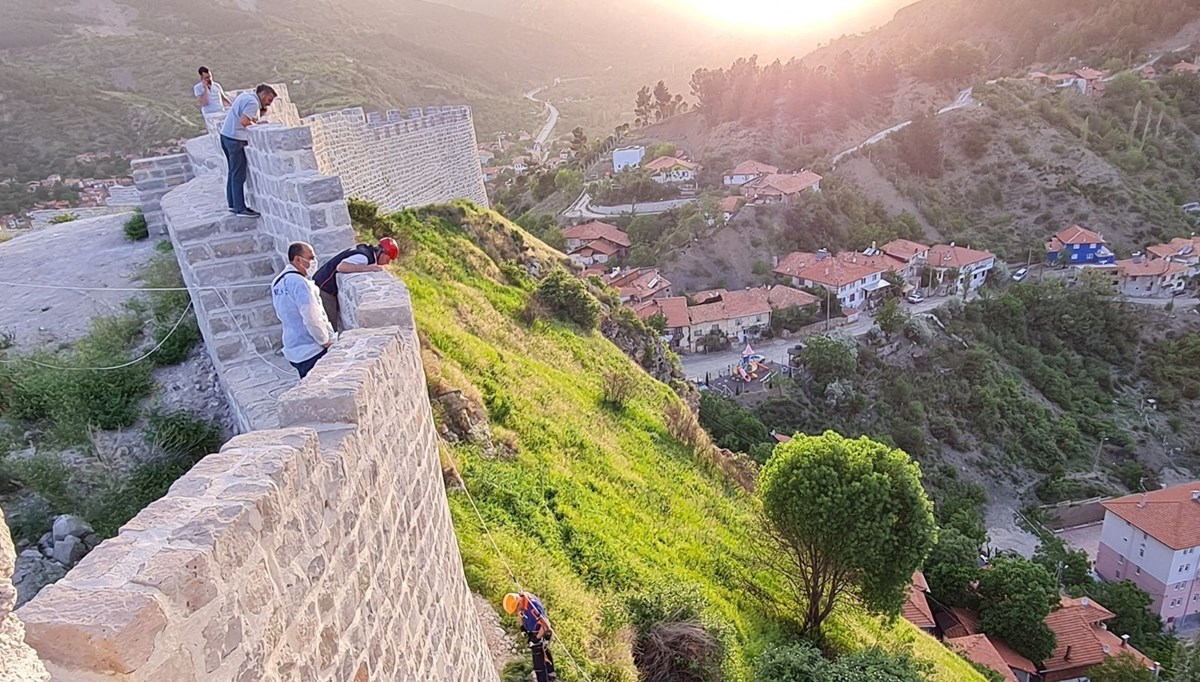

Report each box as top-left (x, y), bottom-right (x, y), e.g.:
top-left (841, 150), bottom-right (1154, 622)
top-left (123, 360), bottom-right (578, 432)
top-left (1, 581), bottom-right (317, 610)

top-left (381, 203), bottom-right (985, 681)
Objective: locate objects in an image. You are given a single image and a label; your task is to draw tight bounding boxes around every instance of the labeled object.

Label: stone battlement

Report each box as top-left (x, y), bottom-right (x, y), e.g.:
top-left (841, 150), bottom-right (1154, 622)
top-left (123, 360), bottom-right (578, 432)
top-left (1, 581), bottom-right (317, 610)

top-left (3, 88), bottom-right (498, 680)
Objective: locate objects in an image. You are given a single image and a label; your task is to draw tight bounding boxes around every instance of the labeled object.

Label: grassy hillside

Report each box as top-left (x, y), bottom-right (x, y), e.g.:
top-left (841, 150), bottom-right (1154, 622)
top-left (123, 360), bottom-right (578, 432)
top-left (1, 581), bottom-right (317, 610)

top-left (378, 203), bottom-right (985, 681)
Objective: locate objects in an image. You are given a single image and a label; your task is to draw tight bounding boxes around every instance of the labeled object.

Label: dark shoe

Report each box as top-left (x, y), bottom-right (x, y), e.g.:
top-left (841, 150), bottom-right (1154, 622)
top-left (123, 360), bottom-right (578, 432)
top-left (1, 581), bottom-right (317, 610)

top-left (236, 209), bottom-right (261, 217)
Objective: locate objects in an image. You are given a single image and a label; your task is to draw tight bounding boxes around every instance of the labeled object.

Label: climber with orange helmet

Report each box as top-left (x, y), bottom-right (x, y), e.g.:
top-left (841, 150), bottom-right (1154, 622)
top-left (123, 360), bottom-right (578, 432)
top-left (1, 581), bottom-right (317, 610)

top-left (503, 592), bottom-right (557, 682)
top-left (312, 237), bottom-right (400, 331)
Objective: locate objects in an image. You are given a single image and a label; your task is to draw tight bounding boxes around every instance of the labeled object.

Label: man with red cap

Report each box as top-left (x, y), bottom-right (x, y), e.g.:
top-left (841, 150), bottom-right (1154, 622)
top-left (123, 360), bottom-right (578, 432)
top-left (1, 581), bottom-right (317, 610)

top-left (503, 592), bottom-right (557, 682)
top-left (312, 237), bottom-right (400, 331)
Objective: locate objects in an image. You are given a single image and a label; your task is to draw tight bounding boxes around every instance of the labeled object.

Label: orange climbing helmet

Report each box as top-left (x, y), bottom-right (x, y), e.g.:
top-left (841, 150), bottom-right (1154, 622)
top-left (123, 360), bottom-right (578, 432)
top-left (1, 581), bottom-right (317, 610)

top-left (379, 237), bottom-right (400, 260)
top-left (503, 593), bottom-right (522, 615)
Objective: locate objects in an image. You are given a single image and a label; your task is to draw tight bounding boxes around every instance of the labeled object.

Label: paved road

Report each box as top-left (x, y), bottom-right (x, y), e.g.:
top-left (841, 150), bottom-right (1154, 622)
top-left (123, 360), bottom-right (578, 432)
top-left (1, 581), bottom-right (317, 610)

top-left (831, 87), bottom-right (974, 166)
top-left (562, 191), bottom-right (698, 220)
top-left (678, 296), bottom-right (957, 379)
top-left (524, 85), bottom-right (560, 148)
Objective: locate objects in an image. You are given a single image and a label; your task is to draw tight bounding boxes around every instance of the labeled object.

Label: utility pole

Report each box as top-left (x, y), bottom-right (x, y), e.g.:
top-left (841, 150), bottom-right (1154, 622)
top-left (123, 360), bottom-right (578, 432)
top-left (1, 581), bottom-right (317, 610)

top-left (1093, 436), bottom-right (1109, 473)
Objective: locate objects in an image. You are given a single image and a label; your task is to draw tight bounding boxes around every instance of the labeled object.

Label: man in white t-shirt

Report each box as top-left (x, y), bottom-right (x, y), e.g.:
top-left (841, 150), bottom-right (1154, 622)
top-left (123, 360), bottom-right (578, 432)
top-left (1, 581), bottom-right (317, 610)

top-left (219, 84), bottom-right (277, 216)
top-left (193, 66), bottom-right (231, 117)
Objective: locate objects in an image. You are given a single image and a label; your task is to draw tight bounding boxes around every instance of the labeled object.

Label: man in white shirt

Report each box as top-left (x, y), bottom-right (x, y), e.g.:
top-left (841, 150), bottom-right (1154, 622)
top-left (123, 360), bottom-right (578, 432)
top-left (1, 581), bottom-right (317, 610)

top-left (220, 84), bottom-right (277, 217)
top-left (194, 66), bottom-right (231, 117)
top-left (271, 242), bottom-right (334, 378)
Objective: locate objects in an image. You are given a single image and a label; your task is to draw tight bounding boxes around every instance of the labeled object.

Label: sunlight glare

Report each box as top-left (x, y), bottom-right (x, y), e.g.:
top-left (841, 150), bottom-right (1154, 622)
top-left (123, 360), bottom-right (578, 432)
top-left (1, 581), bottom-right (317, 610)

top-left (683, 0), bottom-right (876, 32)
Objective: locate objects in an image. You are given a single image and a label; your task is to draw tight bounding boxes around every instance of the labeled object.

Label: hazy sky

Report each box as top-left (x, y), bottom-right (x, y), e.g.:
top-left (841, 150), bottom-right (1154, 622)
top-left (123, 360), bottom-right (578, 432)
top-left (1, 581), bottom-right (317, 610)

top-left (679, 0), bottom-right (881, 32)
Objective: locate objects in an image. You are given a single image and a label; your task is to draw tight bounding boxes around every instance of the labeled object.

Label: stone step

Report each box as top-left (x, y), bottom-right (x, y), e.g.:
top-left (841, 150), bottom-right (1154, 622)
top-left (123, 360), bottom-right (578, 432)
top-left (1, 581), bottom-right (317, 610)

top-left (205, 301), bottom-right (281, 338)
top-left (180, 233), bottom-right (278, 268)
top-left (208, 326), bottom-right (283, 364)
top-left (191, 255), bottom-right (277, 286)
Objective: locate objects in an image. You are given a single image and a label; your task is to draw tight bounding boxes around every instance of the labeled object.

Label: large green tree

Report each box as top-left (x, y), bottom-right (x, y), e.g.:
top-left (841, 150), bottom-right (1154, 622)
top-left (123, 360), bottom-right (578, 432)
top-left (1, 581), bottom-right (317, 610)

top-left (923, 527), bottom-right (982, 607)
top-left (758, 431), bottom-right (935, 636)
top-left (976, 556), bottom-right (1059, 663)
top-left (798, 335), bottom-right (859, 389)
top-left (1086, 580), bottom-right (1174, 669)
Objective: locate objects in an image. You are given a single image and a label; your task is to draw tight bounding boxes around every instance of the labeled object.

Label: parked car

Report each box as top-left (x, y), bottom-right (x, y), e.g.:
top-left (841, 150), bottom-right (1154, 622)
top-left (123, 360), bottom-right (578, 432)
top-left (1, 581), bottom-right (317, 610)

top-left (1182, 201), bottom-right (1200, 214)
top-left (906, 293), bottom-right (925, 304)
top-left (1012, 267), bottom-right (1028, 282)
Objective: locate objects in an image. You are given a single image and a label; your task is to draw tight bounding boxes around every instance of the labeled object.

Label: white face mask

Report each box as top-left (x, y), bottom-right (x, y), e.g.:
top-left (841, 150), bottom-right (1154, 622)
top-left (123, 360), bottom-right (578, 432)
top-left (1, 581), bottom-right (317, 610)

top-left (308, 258), bottom-right (319, 274)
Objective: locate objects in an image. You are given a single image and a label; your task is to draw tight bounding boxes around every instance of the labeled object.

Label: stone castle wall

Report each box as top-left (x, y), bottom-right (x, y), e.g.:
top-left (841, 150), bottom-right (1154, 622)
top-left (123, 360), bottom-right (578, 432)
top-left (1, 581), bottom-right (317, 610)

top-left (8, 86), bottom-right (498, 681)
top-left (306, 106), bottom-right (489, 212)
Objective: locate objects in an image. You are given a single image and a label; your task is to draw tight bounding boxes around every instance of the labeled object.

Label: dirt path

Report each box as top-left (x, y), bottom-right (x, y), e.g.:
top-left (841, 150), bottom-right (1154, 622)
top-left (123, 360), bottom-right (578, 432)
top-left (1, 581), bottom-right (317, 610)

top-left (0, 212), bottom-right (155, 352)
top-left (838, 157), bottom-right (943, 242)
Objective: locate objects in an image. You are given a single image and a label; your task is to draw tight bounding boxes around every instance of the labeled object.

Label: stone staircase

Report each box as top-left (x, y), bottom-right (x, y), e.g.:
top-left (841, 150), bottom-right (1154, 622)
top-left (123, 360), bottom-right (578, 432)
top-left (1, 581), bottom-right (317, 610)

top-left (161, 175), bottom-right (297, 431)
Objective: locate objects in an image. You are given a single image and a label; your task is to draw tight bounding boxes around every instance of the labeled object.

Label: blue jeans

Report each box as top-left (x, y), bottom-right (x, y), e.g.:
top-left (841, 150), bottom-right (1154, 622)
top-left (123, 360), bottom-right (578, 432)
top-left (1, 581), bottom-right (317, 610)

top-left (220, 134), bottom-right (248, 212)
top-left (290, 348), bottom-right (328, 378)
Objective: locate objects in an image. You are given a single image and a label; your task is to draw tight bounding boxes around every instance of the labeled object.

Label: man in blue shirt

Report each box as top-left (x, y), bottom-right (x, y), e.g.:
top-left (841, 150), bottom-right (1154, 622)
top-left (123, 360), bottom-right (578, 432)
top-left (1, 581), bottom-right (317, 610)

top-left (271, 241), bottom-right (334, 378)
top-left (220, 84), bottom-right (277, 217)
top-left (503, 592), bottom-right (557, 682)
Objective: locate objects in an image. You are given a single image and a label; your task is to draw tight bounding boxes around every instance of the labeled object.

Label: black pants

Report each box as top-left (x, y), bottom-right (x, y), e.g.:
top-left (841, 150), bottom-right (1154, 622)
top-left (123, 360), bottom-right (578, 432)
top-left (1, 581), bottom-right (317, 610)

top-left (528, 633), bottom-right (557, 682)
top-left (290, 348), bottom-right (328, 378)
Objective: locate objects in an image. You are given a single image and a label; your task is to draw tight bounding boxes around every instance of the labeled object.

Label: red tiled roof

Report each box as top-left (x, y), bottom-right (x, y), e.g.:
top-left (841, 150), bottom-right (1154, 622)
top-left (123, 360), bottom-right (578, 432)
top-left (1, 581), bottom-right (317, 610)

top-left (772, 433), bottom-right (792, 443)
top-left (837, 250), bottom-right (896, 272)
top-left (881, 239), bottom-right (930, 263)
top-left (720, 289), bottom-right (773, 319)
top-left (607, 268), bottom-right (671, 301)
top-left (948, 635), bottom-right (1019, 682)
top-left (773, 251), bottom-right (820, 277)
top-left (1146, 237), bottom-right (1200, 261)
top-left (1102, 482), bottom-right (1200, 549)
top-left (1173, 62), bottom-right (1200, 73)
top-left (727, 160), bottom-right (778, 176)
top-left (1116, 258), bottom-right (1187, 278)
top-left (901, 570), bottom-right (935, 630)
top-left (719, 196), bottom-right (743, 213)
top-left (763, 285), bottom-right (819, 310)
top-left (1054, 225), bottom-right (1106, 245)
top-left (744, 172), bottom-right (823, 196)
top-left (1042, 596), bottom-right (1153, 673)
top-left (645, 156), bottom-right (697, 172)
top-left (936, 607), bottom-right (982, 639)
top-left (794, 257), bottom-right (888, 287)
top-left (635, 296), bottom-right (690, 329)
top-left (563, 221), bottom-right (631, 248)
top-left (570, 237), bottom-right (624, 257)
top-left (928, 244), bottom-right (995, 270)
top-left (1075, 67), bottom-right (1107, 81)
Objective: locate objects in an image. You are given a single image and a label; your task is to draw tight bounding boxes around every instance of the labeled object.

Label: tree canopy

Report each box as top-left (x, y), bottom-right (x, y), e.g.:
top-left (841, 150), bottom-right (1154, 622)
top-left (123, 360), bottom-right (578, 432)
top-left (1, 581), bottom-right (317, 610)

top-left (976, 555), bottom-right (1059, 662)
top-left (758, 431), bottom-right (935, 636)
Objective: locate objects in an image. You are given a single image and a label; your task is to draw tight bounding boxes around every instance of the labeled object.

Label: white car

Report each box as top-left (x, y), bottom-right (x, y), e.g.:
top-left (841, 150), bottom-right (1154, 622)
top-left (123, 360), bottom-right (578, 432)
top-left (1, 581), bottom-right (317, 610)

top-left (1012, 267), bottom-right (1028, 282)
top-left (906, 293), bottom-right (924, 304)
top-left (1182, 202), bottom-right (1200, 214)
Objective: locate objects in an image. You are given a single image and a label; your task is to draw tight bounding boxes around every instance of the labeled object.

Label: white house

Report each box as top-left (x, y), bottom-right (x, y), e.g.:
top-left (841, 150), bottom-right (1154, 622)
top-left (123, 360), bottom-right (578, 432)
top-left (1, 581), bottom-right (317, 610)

top-left (644, 156), bottom-right (698, 185)
top-left (926, 244), bottom-right (995, 294)
top-left (613, 146), bottom-right (645, 173)
top-left (723, 160), bottom-right (778, 187)
top-left (789, 251), bottom-right (891, 311)
top-left (1115, 256), bottom-right (1188, 298)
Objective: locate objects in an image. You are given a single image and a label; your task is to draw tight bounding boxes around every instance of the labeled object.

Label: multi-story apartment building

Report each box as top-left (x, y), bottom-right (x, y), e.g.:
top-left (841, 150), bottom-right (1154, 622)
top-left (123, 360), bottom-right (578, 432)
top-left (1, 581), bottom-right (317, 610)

top-left (1096, 483), bottom-right (1200, 631)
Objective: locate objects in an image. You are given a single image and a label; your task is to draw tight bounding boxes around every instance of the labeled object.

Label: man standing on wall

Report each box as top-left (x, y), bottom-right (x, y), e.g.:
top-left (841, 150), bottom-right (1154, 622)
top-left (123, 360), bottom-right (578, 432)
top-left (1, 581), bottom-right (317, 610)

top-left (503, 592), bottom-right (557, 682)
top-left (220, 84), bottom-right (277, 217)
top-left (311, 237), bottom-right (400, 331)
top-left (194, 66), bottom-right (232, 118)
top-left (272, 242), bottom-right (334, 378)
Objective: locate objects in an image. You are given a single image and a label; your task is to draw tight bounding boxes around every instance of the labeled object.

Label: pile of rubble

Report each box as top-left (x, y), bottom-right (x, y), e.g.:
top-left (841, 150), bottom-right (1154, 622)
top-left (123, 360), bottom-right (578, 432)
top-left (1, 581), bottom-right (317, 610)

top-left (13, 515), bottom-right (100, 607)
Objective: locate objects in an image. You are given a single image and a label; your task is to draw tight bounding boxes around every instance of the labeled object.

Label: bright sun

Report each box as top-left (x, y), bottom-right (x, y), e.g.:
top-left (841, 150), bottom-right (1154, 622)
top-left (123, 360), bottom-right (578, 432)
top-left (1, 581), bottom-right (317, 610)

top-left (684, 0), bottom-right (875, 31)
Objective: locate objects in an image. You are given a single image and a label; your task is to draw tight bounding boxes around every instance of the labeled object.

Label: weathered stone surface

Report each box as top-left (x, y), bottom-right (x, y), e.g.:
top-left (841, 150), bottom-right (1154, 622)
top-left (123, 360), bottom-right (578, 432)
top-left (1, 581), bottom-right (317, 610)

top-left (20, 585), bottom-right (167, 674)
top-left (12, 553), bottom-right (66, 609)
top-left (49, 536), bottom-right (85, 566)
top-left (51, 515), bottom-right (93, 542)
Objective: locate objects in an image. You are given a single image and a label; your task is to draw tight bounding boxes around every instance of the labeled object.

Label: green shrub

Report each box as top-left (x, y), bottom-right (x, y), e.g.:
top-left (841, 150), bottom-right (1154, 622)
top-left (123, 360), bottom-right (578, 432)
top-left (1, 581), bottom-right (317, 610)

top-left (48, 213), bottom-right (77, 224)
top-left (86, 454), bottom-right (196, 538)
top-left (755, 642), bottom-right (827, 681)
top-left (535, 268), bottom-right (600, 329)
top-left (141, 252), bottom-right (199, 365)
top-left (123, 209), bottom-right (148, 241)
top-left (145, 411), bottom-right (224, 460)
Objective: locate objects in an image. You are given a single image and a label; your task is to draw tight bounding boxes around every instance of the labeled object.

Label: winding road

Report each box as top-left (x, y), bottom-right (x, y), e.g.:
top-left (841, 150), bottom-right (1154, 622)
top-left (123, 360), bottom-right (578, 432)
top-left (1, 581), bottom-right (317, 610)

top-left (830, 87), bottom-right (975, 166)
top-left (524, 83), bottom-right (560, 148)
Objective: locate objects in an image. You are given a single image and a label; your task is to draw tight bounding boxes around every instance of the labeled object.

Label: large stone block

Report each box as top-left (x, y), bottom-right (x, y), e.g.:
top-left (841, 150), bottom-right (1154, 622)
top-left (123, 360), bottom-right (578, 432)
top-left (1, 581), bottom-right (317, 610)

top-left (296, 175), bottom-right (344, 206)
top-left (19, 584), bottom-right (167, 675)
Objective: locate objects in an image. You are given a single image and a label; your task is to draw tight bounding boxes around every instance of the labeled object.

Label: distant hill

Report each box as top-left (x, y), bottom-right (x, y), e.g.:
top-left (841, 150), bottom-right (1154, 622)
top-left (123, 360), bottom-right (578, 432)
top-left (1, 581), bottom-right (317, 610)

top-left (0, 0), bottom-right (590, 179)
